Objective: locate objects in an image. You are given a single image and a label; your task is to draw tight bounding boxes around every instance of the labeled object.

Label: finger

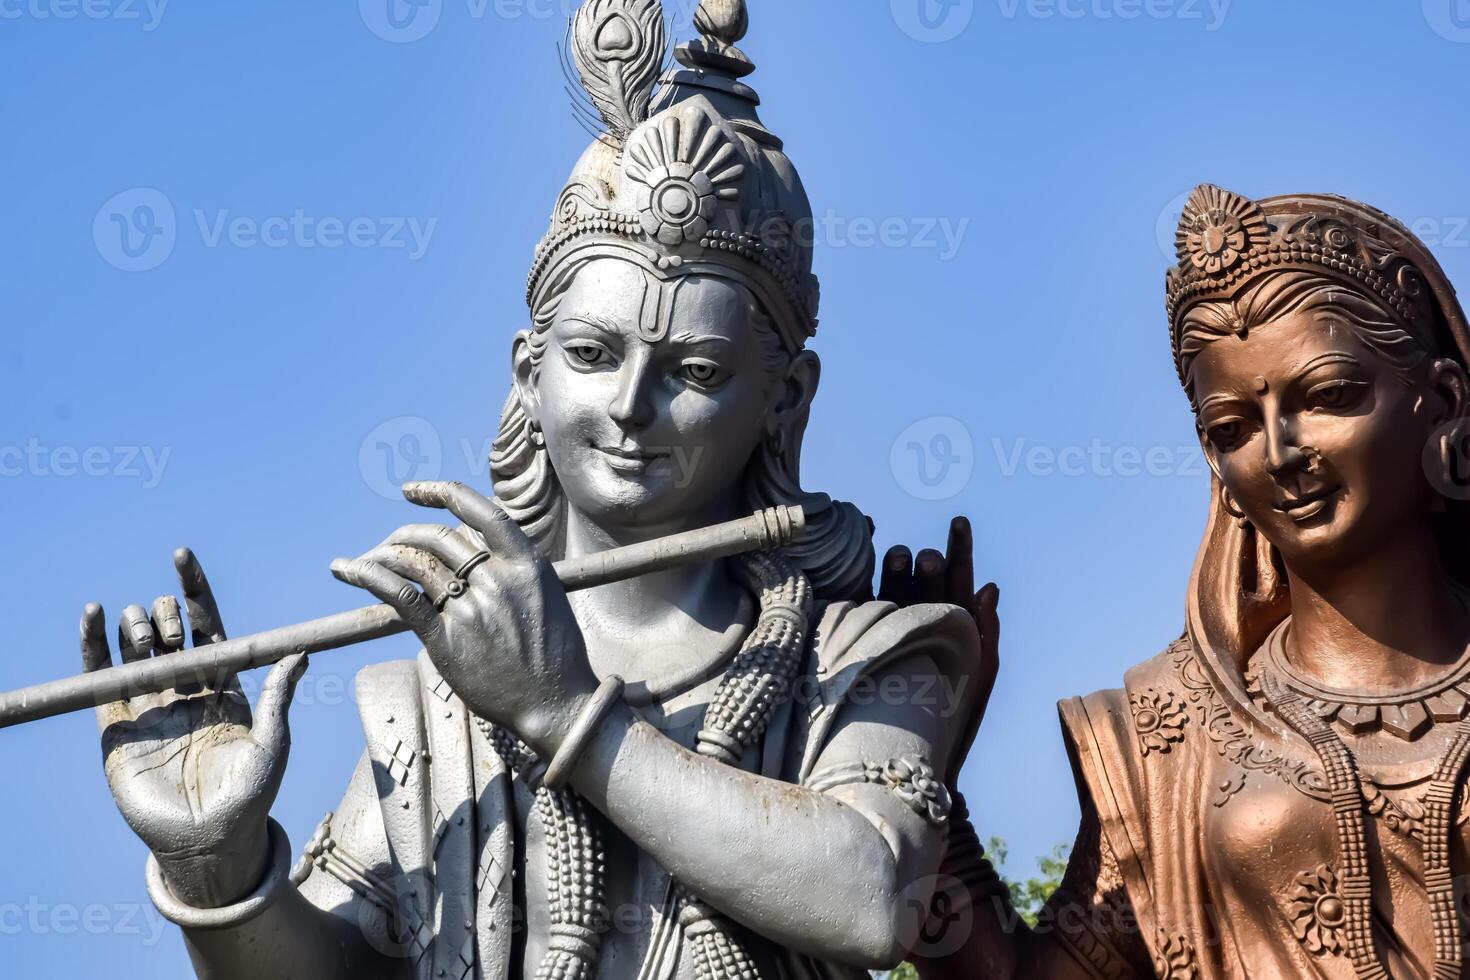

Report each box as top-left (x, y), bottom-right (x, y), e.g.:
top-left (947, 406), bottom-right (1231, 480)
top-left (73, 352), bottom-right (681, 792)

top-left (81, 604), bottom-right (131, 732)
top-left (117, 605), bottom-right (156, 664)
top-left (914, 549), bottom-right (947, 604)
top-left (81, 603), bottom-right (113, 673)
top-left (362, 544), bottom-right (458, 608)
top-left (251, 652), bottom-right (308, 758)
top-left (944, 517), bottom-right (976, 616)
top-left (381, 523), bottom-right (481, 574)
top-left (331, 558), bottom-right (442, 641)
top-left (877, 546), bottom-right (914, 607)
top-left (151, 596), bottom-right (185, 654)
top-left (973, 583), bottom-right (1001, 725)
top-left (174, 548), bottom-right (227, 646)
top-left (404, 481), bottom-right (536, 561)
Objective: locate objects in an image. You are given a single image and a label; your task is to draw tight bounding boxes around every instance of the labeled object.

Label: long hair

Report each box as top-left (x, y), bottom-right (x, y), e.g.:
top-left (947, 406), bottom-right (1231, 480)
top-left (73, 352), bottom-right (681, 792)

top-left (491, 256), bottom-right (875, 602)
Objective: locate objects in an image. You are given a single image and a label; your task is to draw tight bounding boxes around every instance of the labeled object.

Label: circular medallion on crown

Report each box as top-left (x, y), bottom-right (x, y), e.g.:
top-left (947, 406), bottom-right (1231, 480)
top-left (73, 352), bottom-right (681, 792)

top-left (1176, 183), bottom-right (1270, 275)
top-left (623, 105), bottom-right (746, 247)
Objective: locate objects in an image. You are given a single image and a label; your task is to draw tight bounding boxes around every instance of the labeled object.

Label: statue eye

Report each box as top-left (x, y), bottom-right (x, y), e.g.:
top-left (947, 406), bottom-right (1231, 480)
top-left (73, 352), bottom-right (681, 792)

top-left (1206, 419), bottom-right (1248, 453)
top-left (1307, 379), bottom-right (1367, 412)
top-left (679, 361), bottom-right (727, 388)
top-left (568, 344), bottom-right (612, 368)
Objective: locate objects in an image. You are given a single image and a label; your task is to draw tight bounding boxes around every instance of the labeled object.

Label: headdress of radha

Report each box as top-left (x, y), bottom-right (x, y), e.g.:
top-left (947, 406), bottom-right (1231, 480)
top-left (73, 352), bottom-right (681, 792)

top-left (1166, 184), bottom-right (1470, 672)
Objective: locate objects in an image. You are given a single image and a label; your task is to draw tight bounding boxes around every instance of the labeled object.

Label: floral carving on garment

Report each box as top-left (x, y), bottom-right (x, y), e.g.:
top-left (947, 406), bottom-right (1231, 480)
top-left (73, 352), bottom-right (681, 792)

top-left (1169, 638), bottom-right (1329, 807)
top-left (1153, 930), bottom-right (1198, 979)
top-left (1287, 864), bottom-right (1346, 957)
top-left (1130, 687), bottom-right (1188, 756)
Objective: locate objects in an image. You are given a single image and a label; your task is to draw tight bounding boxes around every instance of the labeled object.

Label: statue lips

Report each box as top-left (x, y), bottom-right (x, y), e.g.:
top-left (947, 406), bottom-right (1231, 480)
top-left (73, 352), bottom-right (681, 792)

top-left (594, 442), bottom-right (672, 475)
top-left (1277, 484), bottom-right (1341, 523)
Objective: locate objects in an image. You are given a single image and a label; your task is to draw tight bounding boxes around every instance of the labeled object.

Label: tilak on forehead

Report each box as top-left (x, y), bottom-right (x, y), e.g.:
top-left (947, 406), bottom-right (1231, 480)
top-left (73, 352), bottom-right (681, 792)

top-left (525, 0), bottom-right (821, 356)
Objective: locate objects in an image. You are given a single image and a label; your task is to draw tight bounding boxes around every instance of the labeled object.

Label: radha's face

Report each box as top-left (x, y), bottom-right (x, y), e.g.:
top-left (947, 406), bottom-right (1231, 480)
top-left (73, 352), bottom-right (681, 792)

top-left (526, 258), bottom-right (786, 535)
top-left (1192, 309), bottom-right (1444, 571)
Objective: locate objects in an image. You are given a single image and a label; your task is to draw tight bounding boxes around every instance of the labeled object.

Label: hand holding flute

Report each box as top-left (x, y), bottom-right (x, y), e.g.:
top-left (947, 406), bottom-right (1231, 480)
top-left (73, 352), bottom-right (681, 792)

top-left (60, 481), bottom-right (804, 910)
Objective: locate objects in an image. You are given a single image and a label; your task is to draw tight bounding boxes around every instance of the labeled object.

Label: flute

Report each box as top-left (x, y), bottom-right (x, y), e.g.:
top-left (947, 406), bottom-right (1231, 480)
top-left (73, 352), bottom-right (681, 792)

top-left (0, 505), bottom-right (806, 730)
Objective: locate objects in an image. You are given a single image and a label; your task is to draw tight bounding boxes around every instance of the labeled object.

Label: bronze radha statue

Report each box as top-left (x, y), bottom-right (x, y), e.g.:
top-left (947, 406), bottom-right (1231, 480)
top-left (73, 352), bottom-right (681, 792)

top-left (906, 185), bottom-right (1470, 979)
top-left (71, 2), bottom-right (991, 979)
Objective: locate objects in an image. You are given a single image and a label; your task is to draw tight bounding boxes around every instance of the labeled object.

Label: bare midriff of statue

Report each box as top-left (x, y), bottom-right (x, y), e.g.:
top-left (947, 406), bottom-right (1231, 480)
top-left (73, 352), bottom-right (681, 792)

top-left (75, 3), bottom-right (991, 978)
top-left (905, 186), bottom-right (1470, 979)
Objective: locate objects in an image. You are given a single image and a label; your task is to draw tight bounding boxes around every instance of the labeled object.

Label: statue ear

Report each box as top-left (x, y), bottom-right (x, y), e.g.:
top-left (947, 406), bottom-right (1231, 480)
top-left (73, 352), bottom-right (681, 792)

top-left (769, 350), bottom-right (819, 435)
top-left (512, 330), bottom-right (543, 424)
top-left (1426, 357), bottom-right (1470, 428)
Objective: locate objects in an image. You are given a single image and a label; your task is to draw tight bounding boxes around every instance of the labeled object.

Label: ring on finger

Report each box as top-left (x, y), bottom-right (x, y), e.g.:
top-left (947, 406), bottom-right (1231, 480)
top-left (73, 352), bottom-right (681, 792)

top-left (454, 551), bottom-right (493, 581)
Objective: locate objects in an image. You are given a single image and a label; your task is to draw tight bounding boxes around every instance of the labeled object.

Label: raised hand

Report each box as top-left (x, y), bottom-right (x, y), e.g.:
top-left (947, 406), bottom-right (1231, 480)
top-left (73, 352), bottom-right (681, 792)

top-left (82, 550), bottom-right (305, 909)
top-left (331, 481), bottom-right (599, 757)
top-left (877, 516), bottom-right (1000, 727)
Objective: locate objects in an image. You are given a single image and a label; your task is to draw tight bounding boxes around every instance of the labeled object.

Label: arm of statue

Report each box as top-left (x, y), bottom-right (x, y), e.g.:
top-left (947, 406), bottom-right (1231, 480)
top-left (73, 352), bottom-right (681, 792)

top-left (81, 552), bottom-right (405, 980)
top-left (328, 482), bottom-right (977, 969)
top-left (876, 526), bottom-right (1151, 980)
top-left (569, 642), bottom-right (960, 969)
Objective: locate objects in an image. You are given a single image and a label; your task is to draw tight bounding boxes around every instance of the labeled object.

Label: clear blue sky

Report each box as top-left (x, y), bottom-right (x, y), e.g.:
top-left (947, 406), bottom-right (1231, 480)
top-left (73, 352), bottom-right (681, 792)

top-left (4, 0), bottom-right (1470, 973)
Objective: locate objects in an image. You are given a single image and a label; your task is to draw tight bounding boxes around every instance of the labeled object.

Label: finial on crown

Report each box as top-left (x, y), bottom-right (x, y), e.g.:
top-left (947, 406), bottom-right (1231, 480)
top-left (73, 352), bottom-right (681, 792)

top-left (677, 0), bottom-right (755, 78)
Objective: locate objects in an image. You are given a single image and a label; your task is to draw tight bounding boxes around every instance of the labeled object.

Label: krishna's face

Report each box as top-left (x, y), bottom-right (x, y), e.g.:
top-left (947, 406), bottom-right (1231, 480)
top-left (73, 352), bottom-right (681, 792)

top-left (515, 258), bottom-right (818, 539)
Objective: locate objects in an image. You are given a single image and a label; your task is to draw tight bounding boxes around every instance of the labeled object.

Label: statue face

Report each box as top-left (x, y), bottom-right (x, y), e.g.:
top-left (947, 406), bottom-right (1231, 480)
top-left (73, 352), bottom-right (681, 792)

top-left (1192, 308), bottom-right (1449, 570)
top-left (525, 258), bottom-right (787, 535)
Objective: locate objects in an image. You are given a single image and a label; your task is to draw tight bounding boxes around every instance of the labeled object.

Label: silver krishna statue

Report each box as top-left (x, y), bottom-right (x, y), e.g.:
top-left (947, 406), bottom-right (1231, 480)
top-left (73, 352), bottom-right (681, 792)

top-left (75, 2), bottom-right (986, 978)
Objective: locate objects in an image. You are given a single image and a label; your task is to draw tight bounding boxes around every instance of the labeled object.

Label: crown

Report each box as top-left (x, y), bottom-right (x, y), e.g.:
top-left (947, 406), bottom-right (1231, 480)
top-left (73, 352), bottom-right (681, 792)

top-left (527, 0), bottom-right (820, 351)
top-left (1164, 184), bottom-right (1469, 364)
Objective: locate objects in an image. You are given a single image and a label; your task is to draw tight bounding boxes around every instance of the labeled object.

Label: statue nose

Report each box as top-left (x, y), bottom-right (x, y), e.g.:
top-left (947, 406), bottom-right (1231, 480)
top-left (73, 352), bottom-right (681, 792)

top-left (608, 362), bottom-right (656, 429)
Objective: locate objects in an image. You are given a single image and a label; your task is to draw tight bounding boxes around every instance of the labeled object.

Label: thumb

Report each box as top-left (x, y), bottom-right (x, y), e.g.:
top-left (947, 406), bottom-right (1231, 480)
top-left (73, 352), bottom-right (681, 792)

top-left (253, 652), bottom-right (308, 756)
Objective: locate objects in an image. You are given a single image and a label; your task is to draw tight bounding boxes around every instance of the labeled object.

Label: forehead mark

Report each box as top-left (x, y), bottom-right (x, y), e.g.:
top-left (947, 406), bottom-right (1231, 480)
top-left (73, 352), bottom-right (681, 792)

top-left (636, 271), bottom-right (684, 344)
top-left (1253, 376), bottom-right (1269, 394)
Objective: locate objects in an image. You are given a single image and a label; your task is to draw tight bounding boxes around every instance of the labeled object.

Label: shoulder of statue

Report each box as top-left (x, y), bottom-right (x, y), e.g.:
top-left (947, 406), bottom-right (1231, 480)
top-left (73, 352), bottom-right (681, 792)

top-left (810, 599), bottom-right (982, 695)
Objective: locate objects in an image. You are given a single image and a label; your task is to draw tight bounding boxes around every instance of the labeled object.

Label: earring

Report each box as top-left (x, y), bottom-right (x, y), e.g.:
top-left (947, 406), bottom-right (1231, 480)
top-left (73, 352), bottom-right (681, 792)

top-left (1219, 484), bottom-right (1249, 529)
top-left (528, 420), bottom-right (546, 449)
top-left (765, 426), bottom-right (785, 457)
top-left (1440, 427), bottom-right (1467, 492)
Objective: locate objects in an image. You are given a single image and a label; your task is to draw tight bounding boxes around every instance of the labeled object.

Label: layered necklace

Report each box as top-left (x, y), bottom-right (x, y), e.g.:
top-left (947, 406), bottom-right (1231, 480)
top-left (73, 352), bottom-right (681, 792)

top-left (477, 551), bottom-right (812, 980)
top-left (1256, 619), bottom-right (1470, 979)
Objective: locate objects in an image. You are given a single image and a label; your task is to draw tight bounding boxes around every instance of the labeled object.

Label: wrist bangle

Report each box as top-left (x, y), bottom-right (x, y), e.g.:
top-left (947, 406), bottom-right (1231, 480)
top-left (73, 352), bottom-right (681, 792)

top-left (146, 817), bottom-right (293, 930)
top-left (543, 675), bottom-right (626, 790)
